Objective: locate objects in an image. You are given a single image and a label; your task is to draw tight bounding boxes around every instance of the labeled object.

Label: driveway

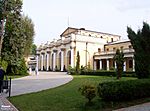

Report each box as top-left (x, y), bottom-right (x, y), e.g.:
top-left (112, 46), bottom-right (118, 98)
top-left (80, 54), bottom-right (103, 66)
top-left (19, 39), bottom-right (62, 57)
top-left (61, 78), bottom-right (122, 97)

top-left (10, 72), bottom-right (73, 96)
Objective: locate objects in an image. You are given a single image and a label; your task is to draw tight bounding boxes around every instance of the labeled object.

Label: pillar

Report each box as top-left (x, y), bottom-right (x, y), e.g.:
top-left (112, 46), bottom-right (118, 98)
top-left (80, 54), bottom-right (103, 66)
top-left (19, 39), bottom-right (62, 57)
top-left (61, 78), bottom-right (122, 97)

top-left (36, 55), bottom-right (39, 70)
top-left (133, 58), bottom-right (135, 71)
top-left (61, 50), bottom-right (64, 71)
top-left (94, 61), bottom-right (96, 70)
top-left (41, 54), bottom-right (43, 70)
top-left (123, 61), bottom-right (126, 71)
top-left (71, 47), bottom-right (74, 68)
top-left (114, 61), bottom-right (117, 69)
top-left (99, 59), bottom-right (102, 70)
top-left (107, 59), bottom-right (109, 70)
top-left (46, 53), bottom-right (49, 71)
top-left (53, 52), bottom-right (56, 71)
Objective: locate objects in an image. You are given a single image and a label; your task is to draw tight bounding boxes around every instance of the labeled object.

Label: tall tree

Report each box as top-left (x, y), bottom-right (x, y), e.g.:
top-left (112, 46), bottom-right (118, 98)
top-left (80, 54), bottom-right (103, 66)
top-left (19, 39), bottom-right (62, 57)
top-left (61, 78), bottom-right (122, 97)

top-left (76, 51), bottom-right (80, 73)
top-left (113, 49), bottom-right (124, 79)
top-left (22, 15), bottom-right (35, 57)
top-left (1, 0), bottom-right (31, 75)
top-left (127, 22), bottom-right (150, 78)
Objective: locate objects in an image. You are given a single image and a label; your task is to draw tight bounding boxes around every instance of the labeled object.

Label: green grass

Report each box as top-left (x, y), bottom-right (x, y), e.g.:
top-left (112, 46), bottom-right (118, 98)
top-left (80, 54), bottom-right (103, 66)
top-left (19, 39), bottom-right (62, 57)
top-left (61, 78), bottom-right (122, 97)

top-left (4, 75), bottom-right (26, 80)
top-left (9, 76), bottom-right (141, 111)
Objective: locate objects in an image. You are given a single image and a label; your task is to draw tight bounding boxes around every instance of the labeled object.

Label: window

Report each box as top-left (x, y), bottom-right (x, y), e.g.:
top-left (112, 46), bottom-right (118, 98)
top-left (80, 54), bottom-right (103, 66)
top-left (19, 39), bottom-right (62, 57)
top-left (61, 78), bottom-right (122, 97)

top-left (98, 48), bottom-right (101, 52)
top-left (113, 47), bottom-right (116, 51)
top-left (129, 45), bottom-right (132, 49)
top-left (89, 34), bottom-right (91, 36)
top-left (129, 60), bottom-right (133, 68)
top-left (101, 36), bottom-right (103, 38)
top-left (111, 38), bottom-right (113, 42)
top-left (106, 48), bottom-right (109, 51)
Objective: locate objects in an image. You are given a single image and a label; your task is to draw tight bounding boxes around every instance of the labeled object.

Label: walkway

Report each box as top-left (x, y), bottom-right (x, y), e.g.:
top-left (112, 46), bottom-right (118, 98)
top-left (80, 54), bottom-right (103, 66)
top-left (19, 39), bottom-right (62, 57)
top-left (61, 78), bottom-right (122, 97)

top-left (0, 71), bottom-right (73, 111)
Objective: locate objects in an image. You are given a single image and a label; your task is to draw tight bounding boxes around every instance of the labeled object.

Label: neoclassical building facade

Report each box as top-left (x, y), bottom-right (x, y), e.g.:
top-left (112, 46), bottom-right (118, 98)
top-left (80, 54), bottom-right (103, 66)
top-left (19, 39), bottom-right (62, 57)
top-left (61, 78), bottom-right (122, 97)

top-left (36, 27), bottom-right (134, 72)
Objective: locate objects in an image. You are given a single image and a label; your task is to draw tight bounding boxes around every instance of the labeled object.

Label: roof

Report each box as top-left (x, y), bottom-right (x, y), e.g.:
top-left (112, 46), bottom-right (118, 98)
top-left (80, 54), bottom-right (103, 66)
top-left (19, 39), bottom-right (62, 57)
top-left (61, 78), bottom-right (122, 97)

top-left (105, 39), bottom-right (131, 46)
top-left (60, 27), bottom-right (121, 37)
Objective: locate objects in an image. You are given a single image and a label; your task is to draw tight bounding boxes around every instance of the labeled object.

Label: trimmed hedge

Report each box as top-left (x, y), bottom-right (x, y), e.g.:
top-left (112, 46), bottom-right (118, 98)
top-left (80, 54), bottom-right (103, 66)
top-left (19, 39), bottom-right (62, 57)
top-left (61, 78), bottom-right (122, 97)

top-left (97, 79), bottom-right (150, 101)
top-left (80, 70), bottom-right (136, 77)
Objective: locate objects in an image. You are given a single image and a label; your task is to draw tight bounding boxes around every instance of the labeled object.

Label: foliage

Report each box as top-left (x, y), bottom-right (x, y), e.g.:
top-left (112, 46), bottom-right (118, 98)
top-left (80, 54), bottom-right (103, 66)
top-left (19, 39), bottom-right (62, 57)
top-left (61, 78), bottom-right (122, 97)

top-left (127, 22), bottom-right (150, 78)
top-left (97, 79), bottom-right (150, 101)
top-left (0, 0), bottom-right (34, 75)
top-left (67, 65), bottom-right (76, 74)
top-left (30, 44), bottom-right (36, 55)
top-left (80, 70), bottom-right (136, 77)
top-left (113, 49), bottom-right (124, 79)
top-left (76, 51), bottom-right (80, 73)
top-left (0, 58), bottom-right (7, 71)
top-left (22, 15), bottom-right (35, 57)
top-left (79, 83), bottom-right (96, 103)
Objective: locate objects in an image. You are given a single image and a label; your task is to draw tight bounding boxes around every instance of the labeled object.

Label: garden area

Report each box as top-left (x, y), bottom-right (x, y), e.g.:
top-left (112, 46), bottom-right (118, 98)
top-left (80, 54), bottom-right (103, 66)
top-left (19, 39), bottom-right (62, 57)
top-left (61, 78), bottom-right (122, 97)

top-left (8, 75), bottom-right (150, 111)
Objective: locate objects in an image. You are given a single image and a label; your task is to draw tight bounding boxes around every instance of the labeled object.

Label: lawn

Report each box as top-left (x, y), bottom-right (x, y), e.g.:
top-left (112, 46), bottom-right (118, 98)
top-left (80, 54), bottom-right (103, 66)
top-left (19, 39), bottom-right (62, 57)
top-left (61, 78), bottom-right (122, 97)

top-left (9, 75), bottom-right (142, 111)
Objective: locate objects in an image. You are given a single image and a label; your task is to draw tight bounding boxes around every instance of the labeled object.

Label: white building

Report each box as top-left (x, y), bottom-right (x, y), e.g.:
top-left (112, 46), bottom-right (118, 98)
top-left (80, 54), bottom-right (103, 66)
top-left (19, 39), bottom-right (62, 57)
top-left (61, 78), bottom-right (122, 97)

top-left (36, 27), bottom-right (134, 71)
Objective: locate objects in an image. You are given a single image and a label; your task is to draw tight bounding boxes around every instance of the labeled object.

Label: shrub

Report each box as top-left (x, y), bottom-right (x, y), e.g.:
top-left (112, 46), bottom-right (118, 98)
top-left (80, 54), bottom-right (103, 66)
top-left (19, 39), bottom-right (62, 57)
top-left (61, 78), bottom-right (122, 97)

top-left (79, 84), bottom-right (96, 103)
top-left (67, 65), bottom-right (77, 75)
top-left (97, 79), bottom-right (150, 101)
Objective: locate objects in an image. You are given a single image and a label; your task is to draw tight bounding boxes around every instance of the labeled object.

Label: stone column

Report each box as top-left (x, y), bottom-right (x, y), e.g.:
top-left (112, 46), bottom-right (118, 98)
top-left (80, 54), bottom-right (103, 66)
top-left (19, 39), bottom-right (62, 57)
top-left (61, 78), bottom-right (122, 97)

top-left (71, 47), bottom-right (74, 68)
top-left (94, 61), bottom-right (96, 70)
top-left (99, 59), bottom-right (102, 70)
top-left (61, 49), bottom-right (65, 71)
top-left (46, 53), bottom-right (49, 71)
top-left (133, 58), bottom-right (135, 71)
top-left (107, 59), bottom-right (109, 71)
top-left (114, 61), bottom-right (117, 69)
top-left (41, 54), bottom-right (44, 70)
top-left (123, 60), bottom-right (126, 71)
top-left (36, 55), bottom-right (39, 70)
top-left (53, 50), bottom-right (57, 71)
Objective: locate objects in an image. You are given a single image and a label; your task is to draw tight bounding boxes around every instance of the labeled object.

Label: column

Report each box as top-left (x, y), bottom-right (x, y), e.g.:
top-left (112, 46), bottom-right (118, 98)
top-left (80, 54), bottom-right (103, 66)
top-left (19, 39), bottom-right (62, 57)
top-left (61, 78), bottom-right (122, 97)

top-left (71, 47), bottom-right (74, 68)
top-left (99, 59), bottom-right (102, 70)
top-left (46, 53), bottom-right (49, 71)
top-left (133, 58), bottom-right (135, 71)
top-left (41, 54), bottom-right (43, 70)
top-left (53, 51), bottom-right (56, 71)
top-left (94, 61), bottom-right (96, 70)
top-left (123, 61), bottom-right (126, 71)
top-left (36, 55), bottom-right (39, 70)
top-left (61, 50), bottom-right (64, 71)
top-left (114, 61), bottom-right (117, 69)
top-left (107, 59), bottom-right (109, 70)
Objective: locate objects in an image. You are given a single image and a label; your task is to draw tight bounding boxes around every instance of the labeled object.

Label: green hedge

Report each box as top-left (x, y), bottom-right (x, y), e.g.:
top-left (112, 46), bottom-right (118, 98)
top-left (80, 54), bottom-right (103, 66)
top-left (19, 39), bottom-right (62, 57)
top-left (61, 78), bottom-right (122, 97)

top-left (97, 79), bottom-right (150, 101)
top-left (80, 70), bottom-right (136, 77)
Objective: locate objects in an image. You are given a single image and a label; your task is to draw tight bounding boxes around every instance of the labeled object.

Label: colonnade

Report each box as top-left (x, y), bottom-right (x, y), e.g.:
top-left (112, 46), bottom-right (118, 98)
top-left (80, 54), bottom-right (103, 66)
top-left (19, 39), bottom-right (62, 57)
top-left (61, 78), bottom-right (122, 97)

top-left (94, 58), bottom-right (135, 71)
top-left (36, 47), bottom-right (75, 71)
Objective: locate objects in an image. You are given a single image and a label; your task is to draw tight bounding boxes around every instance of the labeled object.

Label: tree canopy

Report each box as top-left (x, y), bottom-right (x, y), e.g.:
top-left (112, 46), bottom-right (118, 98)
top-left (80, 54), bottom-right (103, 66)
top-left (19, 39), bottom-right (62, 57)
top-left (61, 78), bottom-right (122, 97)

top-left (0, 0), bottom-right (35, 75)
top-left (127, 22), bottom-right (150, 78)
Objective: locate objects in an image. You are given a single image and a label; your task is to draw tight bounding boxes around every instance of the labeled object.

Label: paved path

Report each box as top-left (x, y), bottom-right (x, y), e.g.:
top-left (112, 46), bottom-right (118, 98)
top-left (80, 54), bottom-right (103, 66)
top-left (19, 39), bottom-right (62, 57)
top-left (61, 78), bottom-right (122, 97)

top-left (114, 102), bottom-right (150, 111)
top-left (11, 71), bottom-right (73, 96)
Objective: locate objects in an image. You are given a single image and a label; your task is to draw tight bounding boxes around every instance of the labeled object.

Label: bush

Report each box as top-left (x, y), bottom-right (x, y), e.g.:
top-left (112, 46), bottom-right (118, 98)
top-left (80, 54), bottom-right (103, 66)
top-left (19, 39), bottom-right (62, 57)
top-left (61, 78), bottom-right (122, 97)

top-left (67, 65), bottom-right (77, 75)
top-left (80, 70), bottom-right (136, 77)
top-left (97, 79), bottom-right (150, 101)
top-left (79, 84), bottom-right (96, 103)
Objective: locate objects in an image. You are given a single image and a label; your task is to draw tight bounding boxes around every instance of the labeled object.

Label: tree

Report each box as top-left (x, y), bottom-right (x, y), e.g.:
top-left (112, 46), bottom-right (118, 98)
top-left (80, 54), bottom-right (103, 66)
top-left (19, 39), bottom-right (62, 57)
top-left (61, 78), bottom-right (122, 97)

top-left (76, 51), bottom-right (80, 73)
top-left (127, 22), bottom-right (150, 78)
top-left (1, 0), bottom-right (34, 75)
top-left (113, 49), bottom-right (124, 79)
top-left (22, 15), bottom-right (35, 57)
top-left (30, 44), bottom-right (37, 55)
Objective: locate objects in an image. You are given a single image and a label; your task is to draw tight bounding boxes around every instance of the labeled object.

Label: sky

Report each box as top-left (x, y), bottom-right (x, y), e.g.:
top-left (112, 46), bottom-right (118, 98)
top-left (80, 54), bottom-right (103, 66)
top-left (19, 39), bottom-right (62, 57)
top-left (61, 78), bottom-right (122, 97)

top-left (22, 0), bottom-right (150, 45)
